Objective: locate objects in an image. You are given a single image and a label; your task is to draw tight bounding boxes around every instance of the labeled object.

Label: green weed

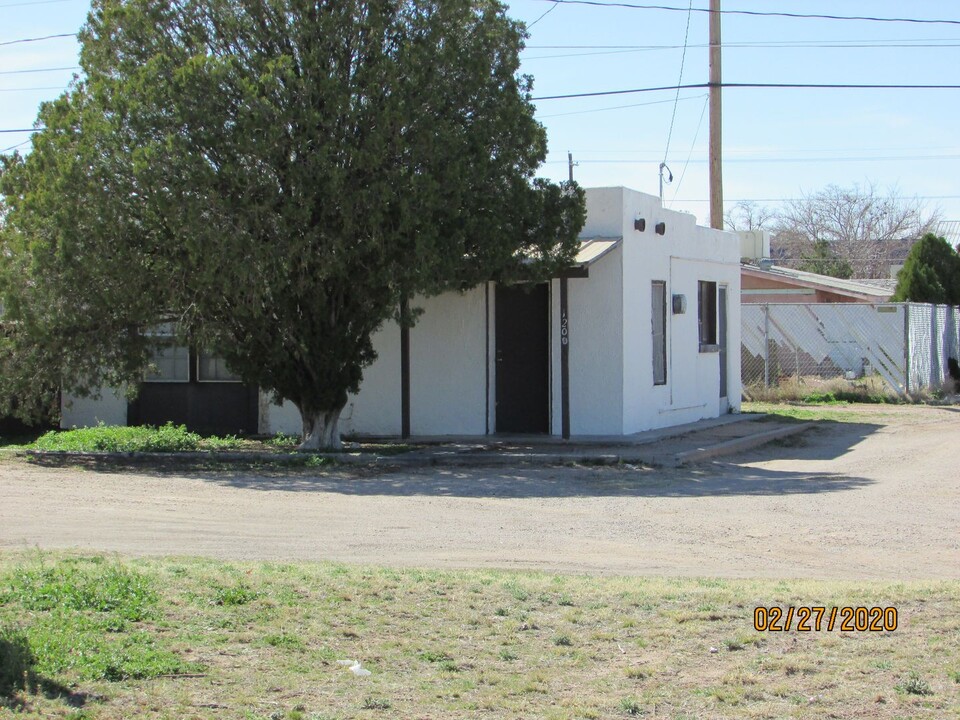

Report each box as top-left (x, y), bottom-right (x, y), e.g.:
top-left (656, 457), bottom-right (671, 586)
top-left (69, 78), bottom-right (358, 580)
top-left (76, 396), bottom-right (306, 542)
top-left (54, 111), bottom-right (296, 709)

top-left (3, 561), bottom-right (156, 620)
top-left (32, 422), bottom-right (247, 452)
top-left (895, 671), bottom-right (933, 696)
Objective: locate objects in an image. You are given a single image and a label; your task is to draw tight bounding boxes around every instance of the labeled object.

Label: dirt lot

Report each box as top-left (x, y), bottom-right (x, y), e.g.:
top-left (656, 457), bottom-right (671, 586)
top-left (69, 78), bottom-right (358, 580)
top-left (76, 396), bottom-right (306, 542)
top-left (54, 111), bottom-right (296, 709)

top-left (2, 404), bottom-right (958, 579)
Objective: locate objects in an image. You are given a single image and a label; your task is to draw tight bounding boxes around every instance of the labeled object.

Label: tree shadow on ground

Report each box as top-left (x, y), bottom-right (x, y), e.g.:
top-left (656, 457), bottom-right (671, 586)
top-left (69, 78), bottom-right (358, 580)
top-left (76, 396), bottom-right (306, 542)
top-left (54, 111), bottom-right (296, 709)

top-left (21, 421), bottom-right (881, 500)
top-left (714, 419), bottom-right (880, 463)
top-left (0, 637), bottom-right (94, 712)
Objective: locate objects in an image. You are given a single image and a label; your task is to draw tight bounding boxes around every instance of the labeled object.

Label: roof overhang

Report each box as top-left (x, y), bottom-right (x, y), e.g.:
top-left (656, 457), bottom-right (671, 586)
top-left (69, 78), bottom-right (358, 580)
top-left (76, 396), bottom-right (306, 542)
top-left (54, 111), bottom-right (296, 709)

top-left (561, 237), bottom-right (623, 279)
top-left (741, 264), bottom-right (893, 302)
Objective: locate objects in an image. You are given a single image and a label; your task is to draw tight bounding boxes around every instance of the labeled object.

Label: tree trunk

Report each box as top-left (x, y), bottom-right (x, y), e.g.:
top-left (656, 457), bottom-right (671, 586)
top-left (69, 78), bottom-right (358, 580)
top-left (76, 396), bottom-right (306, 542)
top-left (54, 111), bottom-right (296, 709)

top-left (298, 406), bottom-right (344, 451)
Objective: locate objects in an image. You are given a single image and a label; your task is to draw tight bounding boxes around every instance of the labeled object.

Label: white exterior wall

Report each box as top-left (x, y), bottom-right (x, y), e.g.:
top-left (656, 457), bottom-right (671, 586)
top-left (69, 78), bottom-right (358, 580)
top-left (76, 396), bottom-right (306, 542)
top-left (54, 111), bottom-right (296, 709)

top-left (259, 319), bottom-right (403, 437)
top-left (610, 187), bottom-right (741, 433)
top-left (408, 286), bottom-right (487, 435)
top-left (342, 320), bottom-right (402, 436)
top-left (262, 287), bottom-right (487, 437)
top-left (562, 246), bottom-right (625, 435)
top-left (65, 186), bottom-right (740, 439)
top-left (61, 388), bottom-right (129, 428)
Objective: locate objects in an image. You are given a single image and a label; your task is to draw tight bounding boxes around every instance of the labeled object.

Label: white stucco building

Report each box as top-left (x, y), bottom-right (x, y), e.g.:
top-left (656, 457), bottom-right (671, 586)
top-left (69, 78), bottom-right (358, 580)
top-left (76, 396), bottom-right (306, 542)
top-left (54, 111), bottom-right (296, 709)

top-left (63, 186), bottom-right (741, 438)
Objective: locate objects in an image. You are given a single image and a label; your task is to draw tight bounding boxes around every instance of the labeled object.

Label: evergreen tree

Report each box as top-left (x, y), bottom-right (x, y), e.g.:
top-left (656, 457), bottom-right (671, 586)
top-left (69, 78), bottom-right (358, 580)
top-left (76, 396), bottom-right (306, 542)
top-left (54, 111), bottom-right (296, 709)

top-left (891, 233), bottom-right (960, 304)
top-left (797, 238), bottom-right (853, 279)
top-left (0, 0), bottom-right (585, 448)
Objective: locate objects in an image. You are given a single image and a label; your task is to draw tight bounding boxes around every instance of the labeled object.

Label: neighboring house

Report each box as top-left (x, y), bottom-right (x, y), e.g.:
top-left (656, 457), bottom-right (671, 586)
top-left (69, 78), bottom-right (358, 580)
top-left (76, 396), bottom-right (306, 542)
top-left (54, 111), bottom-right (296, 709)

top-left (63, 186), bottom-right (742, 438)
top-left (738, 231), bottom-right (895, 304)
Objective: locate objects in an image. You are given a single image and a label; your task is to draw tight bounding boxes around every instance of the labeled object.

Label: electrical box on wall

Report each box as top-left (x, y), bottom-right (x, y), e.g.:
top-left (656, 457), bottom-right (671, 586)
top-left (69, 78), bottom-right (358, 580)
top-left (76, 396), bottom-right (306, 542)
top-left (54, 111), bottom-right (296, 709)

top-left (672, 294), bottom-right (686, 314)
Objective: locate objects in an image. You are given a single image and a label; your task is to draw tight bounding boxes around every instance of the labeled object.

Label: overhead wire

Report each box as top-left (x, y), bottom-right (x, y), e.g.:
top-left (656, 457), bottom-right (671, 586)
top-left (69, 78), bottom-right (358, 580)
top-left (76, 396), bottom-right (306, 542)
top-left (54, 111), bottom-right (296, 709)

top-left (534, 82), bottom-right (960, 101)
top-left (0, 86), bottom-right (67, 92)
top-left (530, 0), bottom-right (960, 27)
top-left (662, 0), bottom-right (694, 164)
top-left (0, 66), bottom-right (79, 75)
top-left (542, 153), bottom-right (960, 164)
top-left (669, 94), bottom-right (709, 207)
top-left (523, 40), bottom-right (960, 60)
top-left (0, 138), bottom-right (31, 153)
top-left (0, 32), bottom-right (75, 47)
top-left (526, 38), bottom-right (960, 49)
top-left (527, 1), bottom-right (560, 28)
top-left (0, 0), bottom-right (71, 7)
top-left (536, 93), bottom-right (706, 118)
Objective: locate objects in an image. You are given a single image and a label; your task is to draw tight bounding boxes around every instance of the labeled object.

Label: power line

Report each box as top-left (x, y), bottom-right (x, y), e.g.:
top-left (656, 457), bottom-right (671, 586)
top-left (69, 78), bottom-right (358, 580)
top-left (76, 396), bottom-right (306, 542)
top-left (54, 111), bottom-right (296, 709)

top-left (0, 32), bottom-right (75, 47)
top-left (0, 86), bottom-right (66, 92)
top-left (534, 82), bottom-right (960, 101)
top-left (527, 1), bottom-right (560, 27)
top-left (0, 66), bottom-right (79, 75)
top-left (0, 139), bottom-right (31, 153)
top-left (669, 94), bottom-right (709, 206)
top-left (523, 41), bottom-right (960, 60)
top-left (662, 0), bottom-right (694, 163)
top-left (0, 128), bottom-right (42, 133)
top-left (669, 195), bottom-right (960, 203)
top-left (527, 39), bottom-right (960, 49)
top-left (532, 0), bottom-right (960, 26)
top-left (543, 153), bottom-right (960, 164)
top-left (537, 93), bottom-right (706, 118)
top-left (0, 0), bottom-right (71, 7)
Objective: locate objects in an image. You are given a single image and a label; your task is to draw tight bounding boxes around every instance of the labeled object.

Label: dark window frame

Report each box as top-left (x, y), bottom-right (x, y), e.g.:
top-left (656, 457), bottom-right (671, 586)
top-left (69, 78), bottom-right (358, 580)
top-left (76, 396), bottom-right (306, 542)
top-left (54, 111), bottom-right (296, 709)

top-left (651, 280), bottom-right (667, 385)
top-left (698, 280), bottom-right (719, 352)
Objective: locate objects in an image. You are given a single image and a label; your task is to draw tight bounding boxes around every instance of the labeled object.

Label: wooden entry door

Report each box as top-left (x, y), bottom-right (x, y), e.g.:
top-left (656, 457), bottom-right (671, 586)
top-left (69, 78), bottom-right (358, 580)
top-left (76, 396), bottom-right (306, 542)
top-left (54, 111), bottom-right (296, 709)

top-left (495, 283), bottom-right (550, 434)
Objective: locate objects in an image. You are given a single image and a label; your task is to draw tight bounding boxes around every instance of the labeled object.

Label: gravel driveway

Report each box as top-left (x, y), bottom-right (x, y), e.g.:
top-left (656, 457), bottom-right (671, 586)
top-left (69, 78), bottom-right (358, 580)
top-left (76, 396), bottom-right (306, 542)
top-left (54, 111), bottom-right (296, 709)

top-left (2, 404), bottom-right (958, 579)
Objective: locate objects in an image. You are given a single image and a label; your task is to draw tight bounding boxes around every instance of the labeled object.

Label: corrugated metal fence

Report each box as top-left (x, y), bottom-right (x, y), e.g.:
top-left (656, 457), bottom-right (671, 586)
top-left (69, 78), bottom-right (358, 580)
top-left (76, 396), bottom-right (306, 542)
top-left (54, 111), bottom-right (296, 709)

top-left (742, 303), bottom-right (960, 396)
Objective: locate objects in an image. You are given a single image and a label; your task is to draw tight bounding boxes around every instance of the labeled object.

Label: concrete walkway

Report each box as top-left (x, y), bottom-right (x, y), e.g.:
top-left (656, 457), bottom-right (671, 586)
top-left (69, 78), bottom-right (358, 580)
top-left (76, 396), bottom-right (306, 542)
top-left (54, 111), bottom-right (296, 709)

top-left (17, 413), bottom-right (813, 468)
top-left (390, 413), bottom-right (813, 467)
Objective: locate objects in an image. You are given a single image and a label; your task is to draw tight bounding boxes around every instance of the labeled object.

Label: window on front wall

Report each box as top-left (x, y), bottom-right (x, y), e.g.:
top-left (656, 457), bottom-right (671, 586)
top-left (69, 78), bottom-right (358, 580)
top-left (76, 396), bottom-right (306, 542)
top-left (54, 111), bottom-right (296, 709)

top-left (698, 280), bottom-right (718, 349)
top-left (651, 280), bottom-right (667, 385)
top-left (197, 353), bottom-right (242, 382)
top-left (144, 343), bottom-right (190, 382)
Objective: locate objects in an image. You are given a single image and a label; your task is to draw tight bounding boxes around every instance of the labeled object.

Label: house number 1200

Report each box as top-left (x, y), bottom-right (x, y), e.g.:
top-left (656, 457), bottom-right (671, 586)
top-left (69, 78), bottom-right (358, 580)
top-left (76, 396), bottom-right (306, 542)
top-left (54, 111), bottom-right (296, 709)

top-left (561, 311), bottom-right (569, 346)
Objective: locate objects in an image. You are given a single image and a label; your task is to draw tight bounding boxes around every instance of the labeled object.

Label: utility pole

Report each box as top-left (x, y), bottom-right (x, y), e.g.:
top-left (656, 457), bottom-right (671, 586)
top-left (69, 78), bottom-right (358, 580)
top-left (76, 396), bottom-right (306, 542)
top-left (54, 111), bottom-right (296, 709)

top-left (568, 151), bottom-right (577, 183)
top-left (708, 0), bottom-right (723, 229)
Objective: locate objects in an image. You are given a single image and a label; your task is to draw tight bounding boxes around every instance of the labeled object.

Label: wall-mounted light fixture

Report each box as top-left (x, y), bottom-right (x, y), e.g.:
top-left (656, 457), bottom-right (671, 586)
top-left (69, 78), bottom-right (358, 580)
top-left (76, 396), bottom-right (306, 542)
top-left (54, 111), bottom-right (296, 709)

top-left (655, 222), bottom-right (666, 235)
top-left (634, 217), bottom-right (646, 232)
top-left (672, 294), bottom-right (686, 314)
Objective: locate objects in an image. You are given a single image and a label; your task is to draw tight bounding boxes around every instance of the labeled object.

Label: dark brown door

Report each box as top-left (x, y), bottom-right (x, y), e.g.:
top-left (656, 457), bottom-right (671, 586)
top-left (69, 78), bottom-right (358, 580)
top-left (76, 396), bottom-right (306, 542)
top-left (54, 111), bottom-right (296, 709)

top-left (495, 283), bottom-right (550, 433)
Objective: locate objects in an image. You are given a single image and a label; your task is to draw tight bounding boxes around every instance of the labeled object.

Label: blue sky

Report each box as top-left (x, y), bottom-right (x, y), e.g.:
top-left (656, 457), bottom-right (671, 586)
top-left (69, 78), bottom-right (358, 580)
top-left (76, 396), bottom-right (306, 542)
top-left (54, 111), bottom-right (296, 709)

top-left (3, 0), bottom-right (959, 225)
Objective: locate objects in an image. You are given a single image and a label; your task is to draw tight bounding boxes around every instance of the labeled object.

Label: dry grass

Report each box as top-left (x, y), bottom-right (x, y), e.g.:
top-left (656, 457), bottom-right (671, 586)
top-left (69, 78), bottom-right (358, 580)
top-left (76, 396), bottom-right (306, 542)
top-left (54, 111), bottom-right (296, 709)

top-left (1, 552), bottom-right (958, 719)
top-left (742, 375), bottom-right (900, 404)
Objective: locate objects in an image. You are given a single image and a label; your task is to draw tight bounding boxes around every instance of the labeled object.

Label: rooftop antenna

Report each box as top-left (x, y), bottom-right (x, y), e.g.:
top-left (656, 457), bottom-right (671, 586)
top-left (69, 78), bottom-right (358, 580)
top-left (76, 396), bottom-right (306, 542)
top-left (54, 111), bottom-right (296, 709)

top-left (659, 162), bottom-right (673, 203)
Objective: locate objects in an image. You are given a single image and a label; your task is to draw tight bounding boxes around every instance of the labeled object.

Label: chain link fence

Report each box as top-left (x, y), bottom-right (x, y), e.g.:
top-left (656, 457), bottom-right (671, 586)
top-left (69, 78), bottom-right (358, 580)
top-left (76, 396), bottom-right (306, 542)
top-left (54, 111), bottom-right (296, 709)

top-left (741, 303), bottom-right (960, 399)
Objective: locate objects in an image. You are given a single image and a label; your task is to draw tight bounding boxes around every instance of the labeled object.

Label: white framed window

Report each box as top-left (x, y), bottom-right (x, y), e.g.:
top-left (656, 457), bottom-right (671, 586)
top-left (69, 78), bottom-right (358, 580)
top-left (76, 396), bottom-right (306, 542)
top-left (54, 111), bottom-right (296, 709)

top-left (144, 343), bottom-right (190, 382)
top-left (197, 353), bottom-right (242, 382)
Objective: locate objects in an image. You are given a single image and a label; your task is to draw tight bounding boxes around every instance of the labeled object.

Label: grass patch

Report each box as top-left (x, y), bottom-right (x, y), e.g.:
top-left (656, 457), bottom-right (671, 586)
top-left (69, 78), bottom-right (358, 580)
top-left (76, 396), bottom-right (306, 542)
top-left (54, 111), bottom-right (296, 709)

top-left (0, 556), bottom-right (195, 694)
top-left (31, 422), bottom-right (242, 453)
top-left (0, 625), bottom-right (34, 697)
top-left (2, 560), bottom-right (157, 620)
top-left (1, 552), bottom-right (958, 718)
top-left (23, 425), bottom-right (416, 460)
top-left (742, 375), bottom-right (900, 404)
top-left (743, 401), bottom-right (889, 424)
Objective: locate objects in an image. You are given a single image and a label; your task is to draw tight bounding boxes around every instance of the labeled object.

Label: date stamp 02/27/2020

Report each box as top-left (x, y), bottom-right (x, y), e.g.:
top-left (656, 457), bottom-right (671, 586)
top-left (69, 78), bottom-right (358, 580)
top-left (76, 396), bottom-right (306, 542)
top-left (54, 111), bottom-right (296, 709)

top-left (753, 606), bottom-right (898, 632)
